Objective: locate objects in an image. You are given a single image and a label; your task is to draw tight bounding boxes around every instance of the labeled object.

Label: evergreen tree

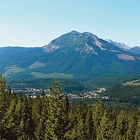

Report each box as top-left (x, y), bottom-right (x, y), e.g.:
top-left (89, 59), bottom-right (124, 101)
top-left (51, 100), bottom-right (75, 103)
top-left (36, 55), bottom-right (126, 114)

top-left (69, 102), bottom-right (87, 140)
top-left (65, 104), bottom-right (77, 140)
top-left (2, 98), bottom-right (18, 140)
top-left (135, 115), bottom-right (140, 140)
top-left (97, 111), bottom-right (115, 140)
top-left (76, 117), bottom-right (86, 140)
top-left (0, 75), bottom-right (6, 139)
top-left (0, 75), bottom-right (16, 140)
top-left (0, 74), bottom-right (6, 94)
top-left (126, 112), bottom-right (138, 140)
top-left (0, 75), bottom-right (7, 120)
top-left (33, 96), bottom-right (48, 140)
top-left (113, 110), bottom-right (128, 140)
top-left (1, 76), bottom-right (140, 140)
top-left (85, 108), bottom-right (96, 140)
top-left (92, 99), bottom-right (105, 137)
top-left (24, 98), bottom-right (35, 139)
top-left (45, 81), bottom-right (69, 140)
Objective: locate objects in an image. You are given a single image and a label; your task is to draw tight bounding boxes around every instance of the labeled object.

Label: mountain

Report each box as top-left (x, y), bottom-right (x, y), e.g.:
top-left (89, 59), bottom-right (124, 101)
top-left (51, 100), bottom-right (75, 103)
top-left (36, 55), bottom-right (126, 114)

top-left (128, 46), bottom-right (140, 55)
top-left (0, 31), bottom-right (140, 87)
top-left (105, 39), bottom-right (130, 50)
top-left (105, 40), bottom-right (140, 55)
top-left (0, 46), bottom-right (36, 62)
top-left (42, 31), bottom-right (140, 77)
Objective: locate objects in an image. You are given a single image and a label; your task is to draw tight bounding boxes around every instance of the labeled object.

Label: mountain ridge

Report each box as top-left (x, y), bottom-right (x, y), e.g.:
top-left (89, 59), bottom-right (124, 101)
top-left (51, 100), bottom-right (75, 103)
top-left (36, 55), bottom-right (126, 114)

top-left (0, 31), bottom-right (140, 81)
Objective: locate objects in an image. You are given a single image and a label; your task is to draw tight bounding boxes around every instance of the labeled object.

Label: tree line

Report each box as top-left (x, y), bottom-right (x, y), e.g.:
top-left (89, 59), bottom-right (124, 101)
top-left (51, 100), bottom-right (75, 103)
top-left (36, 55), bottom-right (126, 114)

top-left (0, 75), bottom-right (140, 140)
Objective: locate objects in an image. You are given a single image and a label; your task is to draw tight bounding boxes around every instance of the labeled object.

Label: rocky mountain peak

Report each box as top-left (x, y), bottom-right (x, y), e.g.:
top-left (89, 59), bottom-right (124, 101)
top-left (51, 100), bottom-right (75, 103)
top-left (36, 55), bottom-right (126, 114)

top-left (106, 39), bottom-right (130, 50)
top-left (68, 30), bottom-right (80, 35)
top-left (43, 31), bottom-right (105, 53)
top-left (43, 31), bottom-right (80, 52)
top-left (43, 31), bottom-right (139, 58)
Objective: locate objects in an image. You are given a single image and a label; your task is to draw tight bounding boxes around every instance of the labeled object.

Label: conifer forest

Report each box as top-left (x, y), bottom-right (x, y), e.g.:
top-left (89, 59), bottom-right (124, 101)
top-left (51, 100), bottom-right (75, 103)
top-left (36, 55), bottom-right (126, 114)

top-left (0, 75), bottom-right (140, 140)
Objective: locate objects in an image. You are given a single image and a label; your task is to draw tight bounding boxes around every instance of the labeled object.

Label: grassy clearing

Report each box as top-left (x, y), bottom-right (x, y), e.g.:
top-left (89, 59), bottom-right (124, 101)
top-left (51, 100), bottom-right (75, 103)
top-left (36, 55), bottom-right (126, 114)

top-left (3, 65), bottom-right (25, 77)
top-left (29, 61), bottom-right (45, 69)
top-left (133, 79), bottom-right (140, 83)
top-left (124, 79), bottom-right (140, 86)
top-left (31, 72), bottom-right (74, 79)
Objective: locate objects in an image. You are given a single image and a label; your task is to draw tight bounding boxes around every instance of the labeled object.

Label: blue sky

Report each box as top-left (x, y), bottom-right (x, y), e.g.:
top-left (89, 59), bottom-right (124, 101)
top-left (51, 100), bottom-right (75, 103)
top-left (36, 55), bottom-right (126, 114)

top-left (0, 0), bottom-right (140, 47)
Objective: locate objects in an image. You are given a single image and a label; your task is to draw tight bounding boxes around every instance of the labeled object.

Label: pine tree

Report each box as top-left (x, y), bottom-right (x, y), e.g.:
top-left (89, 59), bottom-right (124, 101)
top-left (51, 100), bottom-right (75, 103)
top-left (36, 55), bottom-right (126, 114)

top-left (23, 98), bottom-right (35, 139)
top-left (0, 76), bottom-right (14, 125)
top-left (97, 111), bottom-right (115, 140)
top-left (76, 117), bottom-right (87, 140)
top-left (135, 115), bottom-right (140, 140)
top-left (113, 110), bottom-right (128, 140)
top-left (2, 98), bottom-right (18, 140)
top-left (34, 96), bottom-right (48, 140)
top-left (92, 99), bottom-right (105, 138)
top-left (0, 75), bottom-right (6, 139)
top-left (68, 102), bottom-right (88, 140)
top-left (85, 108), bottom-right (96, 140)
top-left (45, 81), bottom-right (69, 140)
top-left (0, 74), bottom-right (6, 94)
top-left (65, 104), bottom-right (77, 140)
top-left (126, 112), bottom-right (138, 140)
top-left (0, 75), bottom-right (7, 120)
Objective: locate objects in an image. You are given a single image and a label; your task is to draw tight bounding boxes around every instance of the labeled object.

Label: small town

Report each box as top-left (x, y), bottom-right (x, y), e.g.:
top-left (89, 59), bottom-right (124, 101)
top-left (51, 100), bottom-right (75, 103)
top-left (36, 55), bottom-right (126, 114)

top-left (12, 87), bottom-right (108, 99)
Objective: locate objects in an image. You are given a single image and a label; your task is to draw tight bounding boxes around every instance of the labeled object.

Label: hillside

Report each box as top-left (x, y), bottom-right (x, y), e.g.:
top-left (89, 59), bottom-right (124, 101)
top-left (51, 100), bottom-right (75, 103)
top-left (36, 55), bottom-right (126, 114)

top-left (0, 31), bottom-right (140, 90)
top-left (0, 47), bottom-right (36, 62)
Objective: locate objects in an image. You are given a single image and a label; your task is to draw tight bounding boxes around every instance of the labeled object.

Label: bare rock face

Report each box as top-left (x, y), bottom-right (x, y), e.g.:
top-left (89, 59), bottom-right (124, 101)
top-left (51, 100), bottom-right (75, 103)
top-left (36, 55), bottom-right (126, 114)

top-left (117, 54), bottom-right (135, 61)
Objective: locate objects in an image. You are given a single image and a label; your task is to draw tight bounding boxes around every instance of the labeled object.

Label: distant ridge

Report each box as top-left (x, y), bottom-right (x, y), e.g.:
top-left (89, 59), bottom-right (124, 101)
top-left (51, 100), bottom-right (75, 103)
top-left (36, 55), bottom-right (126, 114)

top-left (105, 39), bottom-right (130, 50)
top-left (128, 46), bottom-right (140, 55)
